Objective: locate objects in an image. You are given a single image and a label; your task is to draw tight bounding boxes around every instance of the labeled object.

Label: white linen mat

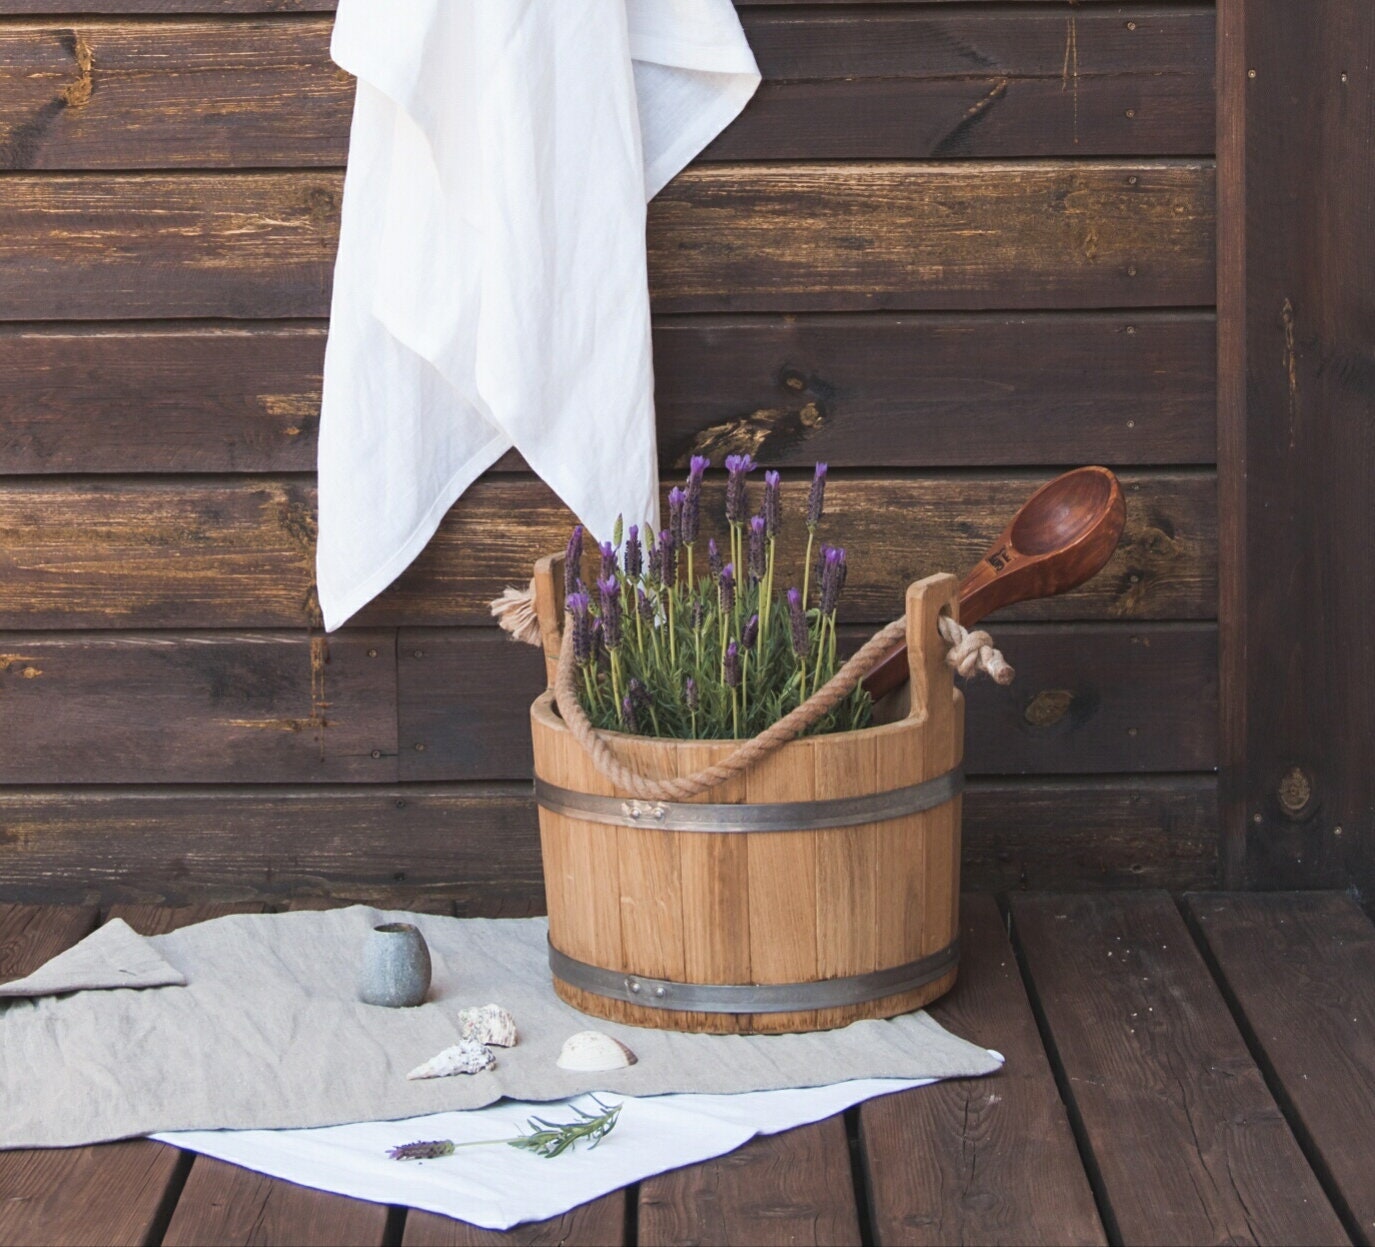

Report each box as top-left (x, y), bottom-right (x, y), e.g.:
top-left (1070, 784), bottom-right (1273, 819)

top-left (0, 908), bottom-right (1001, 1149)
top-left (157, 1081), bottom-right (957, 1231)
top-left (317, 0), bottom-right (761, 629)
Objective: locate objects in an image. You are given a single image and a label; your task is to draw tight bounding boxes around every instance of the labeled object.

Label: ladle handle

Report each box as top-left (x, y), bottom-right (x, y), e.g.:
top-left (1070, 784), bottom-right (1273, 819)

top-left (860, 467), bottom-right (1125, 702)
top-left (860, 565), bottom-right (1007, 702)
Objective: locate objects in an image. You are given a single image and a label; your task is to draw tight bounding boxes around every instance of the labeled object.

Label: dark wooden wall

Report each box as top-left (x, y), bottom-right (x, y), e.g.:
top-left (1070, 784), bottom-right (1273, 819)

top-left (0, 0), bottom-right (1219, 907)
top-left (1218, 0), bottom-right (1375, 895)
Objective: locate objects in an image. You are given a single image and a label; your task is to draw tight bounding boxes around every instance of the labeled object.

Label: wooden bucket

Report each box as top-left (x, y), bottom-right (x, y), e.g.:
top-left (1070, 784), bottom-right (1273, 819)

top-left (530, 564), bottom-right (963, 1035)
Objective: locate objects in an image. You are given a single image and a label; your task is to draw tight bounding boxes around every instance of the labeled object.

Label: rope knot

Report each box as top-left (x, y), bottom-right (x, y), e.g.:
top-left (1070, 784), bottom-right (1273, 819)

top-left (937, 615), bottom-right (1015, 685)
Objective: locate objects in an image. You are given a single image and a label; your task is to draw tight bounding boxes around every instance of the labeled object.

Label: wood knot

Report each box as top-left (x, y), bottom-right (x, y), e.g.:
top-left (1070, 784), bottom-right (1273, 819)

top-left (1277, 766), bottom-right (1314, 818)
top-left (60, 34), bottom-right (95, 109)
top-left (1024, 689), bottom-right (1075, 727)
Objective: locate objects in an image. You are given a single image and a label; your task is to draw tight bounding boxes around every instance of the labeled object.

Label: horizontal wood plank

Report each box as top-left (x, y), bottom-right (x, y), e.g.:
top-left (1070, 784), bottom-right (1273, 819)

top-left (396, 623), bottom-right (1216, 781)
top-left (1187, 893), bottom-right (1375, 1242)
top-left (0, 472), bottom-right (1215, 628)
top-left (0, 785), bottom-right (547, 909)
top-left (706, 7), bottom-right (1215, 160)
top-left (0, 631), bottom-right (398, 782)
top-left (0, 10), bottom-right (1212, 170)
top-left (0, 312), bottom-right (1217, 475)
top-left (0, 1), bottom-right (1190, 14)
top-left (382, 471), bottom-right (1217, 628)
top-left (1011, 893), bottom-right (1348, 1246)
top-left (859, 894), bottom-right (1104, 1245)
top-left (964, 775), bottom-right (1217, 891)
top-left (0, 777), bottom-right (1217, 906)
top-left (649, 160), bottom-right (1215, 312)
top-left (0, 163), bottom-right (1215, 319)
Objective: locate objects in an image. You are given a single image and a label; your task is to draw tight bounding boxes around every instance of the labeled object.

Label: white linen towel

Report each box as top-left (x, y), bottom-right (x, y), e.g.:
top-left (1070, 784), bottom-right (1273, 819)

top-left (156, 1082), bottom-right (954, 1231)
top-left (318, 0), bottom-right (760, 630)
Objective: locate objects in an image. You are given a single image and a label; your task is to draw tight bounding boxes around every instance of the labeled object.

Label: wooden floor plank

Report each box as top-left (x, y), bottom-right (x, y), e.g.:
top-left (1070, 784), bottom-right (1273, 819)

top-left (859, 894), bottom-right (1104, 1246)
top-left (0, 903), bottom-right (97, 981)
top-left (0, 904), bottom-right (180, 1247)
top-left (1011, 893), bottom-right (1349, 1247)
top-left (110, 904), bottom-right (388, 1247)
top-left (161, 1160), bottom-right (389, 1247)
top-left (401, 1194), bottom-right (626, 1246)
top-left (637, 1114), bottom-right (860, 1246)
top-left (1187, 893), bottom-right (1375, 1245)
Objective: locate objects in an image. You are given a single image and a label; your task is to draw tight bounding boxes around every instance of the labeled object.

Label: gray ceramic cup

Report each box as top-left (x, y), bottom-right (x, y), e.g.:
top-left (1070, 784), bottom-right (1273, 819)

top-left (358, 922), bottom-right (432, 1008)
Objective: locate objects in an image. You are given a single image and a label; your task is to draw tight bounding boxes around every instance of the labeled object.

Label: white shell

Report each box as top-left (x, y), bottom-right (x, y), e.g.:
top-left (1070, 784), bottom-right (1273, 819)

top-left (406, 1039), bottom-right (496, 1080)
top-left (457, 1003), bottom-right (517, 1048)
top-left (556, 1030), bottom-right (638, 1072)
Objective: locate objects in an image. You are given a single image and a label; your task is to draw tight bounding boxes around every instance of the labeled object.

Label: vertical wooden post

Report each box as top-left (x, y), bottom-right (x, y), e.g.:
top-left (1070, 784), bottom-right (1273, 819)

top-left (1218, 0), bottom-right (1375, 890)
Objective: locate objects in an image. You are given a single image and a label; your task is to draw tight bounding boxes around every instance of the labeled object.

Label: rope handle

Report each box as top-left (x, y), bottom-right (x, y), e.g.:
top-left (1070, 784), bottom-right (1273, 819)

top-left (549, 597), bottom-right (1013, 803)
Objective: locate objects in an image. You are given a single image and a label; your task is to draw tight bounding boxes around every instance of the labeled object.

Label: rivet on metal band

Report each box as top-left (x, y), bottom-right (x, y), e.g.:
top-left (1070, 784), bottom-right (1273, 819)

top-left (534, 768), bottom-right (963, 833)
top-left (548, 940), bottom-right (960, 1014)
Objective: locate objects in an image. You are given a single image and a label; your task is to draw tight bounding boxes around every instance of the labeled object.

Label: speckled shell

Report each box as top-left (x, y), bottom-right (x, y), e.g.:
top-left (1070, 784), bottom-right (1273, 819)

top-left (555, 1030), bottom-right (638, 1072)
top-left (457, 1003), bottom-right (517, 1048)
top-left (406, 1038), bottom-right (496, 1080)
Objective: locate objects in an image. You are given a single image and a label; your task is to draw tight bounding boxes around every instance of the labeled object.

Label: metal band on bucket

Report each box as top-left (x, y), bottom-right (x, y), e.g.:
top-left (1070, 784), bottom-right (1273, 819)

top-left (534, 768), bottom-right (962, 833)
top-left (548, 940), bottom-right (960, 1014)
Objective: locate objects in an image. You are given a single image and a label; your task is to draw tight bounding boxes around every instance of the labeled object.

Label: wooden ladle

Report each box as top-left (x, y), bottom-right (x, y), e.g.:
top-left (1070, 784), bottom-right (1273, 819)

top-left (861, 466), bottom-right (1126, 701)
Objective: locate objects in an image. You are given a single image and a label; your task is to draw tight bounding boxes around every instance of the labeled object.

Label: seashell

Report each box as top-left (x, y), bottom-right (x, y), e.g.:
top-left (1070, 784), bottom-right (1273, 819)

top-left (406, 1038), bottom-right (496, 1080)
top-left (457, 1003), bottom-right (517, 1048)
top-left (556, 1030), bottom-right (638, 1072)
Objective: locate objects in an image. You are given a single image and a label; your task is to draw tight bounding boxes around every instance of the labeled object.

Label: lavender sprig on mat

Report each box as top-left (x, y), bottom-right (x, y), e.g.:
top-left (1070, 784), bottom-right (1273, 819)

top-left (388, 1099), bottom-right (622, 1162)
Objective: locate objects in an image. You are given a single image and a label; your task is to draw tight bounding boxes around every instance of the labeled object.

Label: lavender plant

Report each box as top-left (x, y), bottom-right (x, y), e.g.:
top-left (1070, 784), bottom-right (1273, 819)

top-left (565, 461), bottom-right (870, 740)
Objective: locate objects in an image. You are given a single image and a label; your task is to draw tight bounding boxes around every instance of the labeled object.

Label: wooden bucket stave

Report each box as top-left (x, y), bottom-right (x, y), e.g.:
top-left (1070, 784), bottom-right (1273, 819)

top-left (530, 564), bottom-right (962, 1034)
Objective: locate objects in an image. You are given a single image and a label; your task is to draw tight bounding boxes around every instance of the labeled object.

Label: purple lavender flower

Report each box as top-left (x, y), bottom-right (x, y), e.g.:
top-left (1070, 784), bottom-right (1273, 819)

top-left (590, 618), bottom-right (606, 666)
top-left (566, 591), bottom-right (592, 665)
top-left (684, 676), bottom-right (699, 712)
top-left (763, 470), bottom-right (782, 539)
top-left (819, 546), bottom-right (844, 616)
top-left (659, 530), bottom-right (678, 586)
top-left (623, 525), bottom-right (642, 580)
top-left (723, 640), bottom-right (742, 689)
top-left (620, 694), bottom-right (639, 734)
top-left (742, 611), bottom-right (759, 650)
top-left (707, 537), bottom-right (722, 582)
top-left (691, 597), bottom-right (706, 631)
top-left (748, 515), bottom-right (767, 585)
top-left (564, 526), bottom-right (584, 598)
top-left (683, 456), bottom-right (707, 545)
top-left (598, 576), bottom-right (622, 650)
top-left (667, 487), bottom-right (685, 546)
top-left (724, 453), bottom-right (755, 525)
top-left (637, 586), bottom-right (654, 625)
top-left (599, 541), bottom-right (618, 582)
top-left (786, 587), bottom-right (809, 660)
top-left (806, 463), bottom-right (828, 530)
top-left (719, 563), bottom-right (736, 616)
top-left (647, 540), bottom-right (663, 584)
top-left (628, 677), bottom-right (651, 715)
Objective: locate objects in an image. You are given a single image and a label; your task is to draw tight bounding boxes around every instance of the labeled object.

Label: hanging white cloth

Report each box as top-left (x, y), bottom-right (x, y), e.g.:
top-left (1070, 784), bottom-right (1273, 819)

top-left (317, 0), bottom-right (760, 631)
